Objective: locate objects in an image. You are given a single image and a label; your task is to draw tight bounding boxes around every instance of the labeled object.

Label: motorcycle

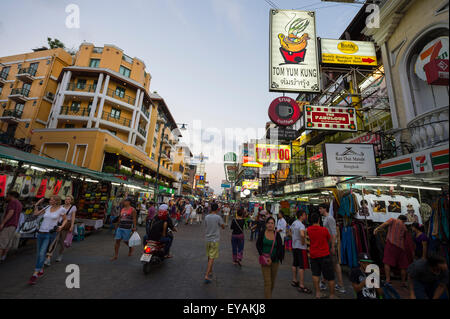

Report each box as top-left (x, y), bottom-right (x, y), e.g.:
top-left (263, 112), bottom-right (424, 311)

top-left (141, 240), bottom-right (166, 274)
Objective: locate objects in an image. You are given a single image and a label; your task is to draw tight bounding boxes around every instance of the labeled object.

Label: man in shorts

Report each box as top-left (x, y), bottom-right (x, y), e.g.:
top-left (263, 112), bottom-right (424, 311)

top-left (204, 203), bottom-right (225, 284)
top-left (0, 191), bottom-right (22, 262)
top-left (319, 203), bottom-right (345, 293)
top-left (291, 210), bottom-right (312, 294)
top-left (374, 215), bottom-right (409, 286)
top-left (307, 213), bottom-right (337, 299)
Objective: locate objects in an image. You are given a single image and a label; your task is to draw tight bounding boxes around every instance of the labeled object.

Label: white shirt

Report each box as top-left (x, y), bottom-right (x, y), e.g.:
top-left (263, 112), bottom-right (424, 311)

top-left (60, 205), bottom-right (77, 222)
top-left (276, 218), bottom-right (287, 238)
top-left (223, 207), bottom-right (230, 216)
top-left (39, 206), bottom-right (66, 233)
top-left (185, 204), bottom-right (193, 214)
top-left (291, 220), bottom-right (307, 249)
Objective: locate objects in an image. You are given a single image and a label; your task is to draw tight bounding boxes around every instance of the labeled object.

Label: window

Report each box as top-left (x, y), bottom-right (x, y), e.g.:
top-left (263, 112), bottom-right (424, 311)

top-left (87, 102), bottom-right (92, 112)
top-left (29, 62), bottom-right (39, 75)
top-left (22, 83), bottom-right (31, 96)
top-left (0, 86), bottom-right (2, 95)
top-left (110, 108), bottom-right (121, 119)
top-left (76, 79), bottom-right (86, 90)
top-left (115, 86), bottom-right (125, 98)
top-left (122, 54), bottom-right (133, 64)
top-left (119, 65), bottom-right (131, 78)
top-left (15, 103), bottom-right (24, 115)
top-left (65, 124), bottom-right (75, 128)
top-left (92, 80), bottom-right (98, 91)
top-left (155, 123), bottom-right (160, 132)
top-left (92, 47), bottom-right (103, 54)
top-left (89, 59), bottom-right (100, 68)
top-left (25, 123), bottom-right (29, 128)
top-left (151, 153), bottom-right (155, 160)
top-left (109, 130), bottom-right (117, 135)
top-left (70, 101), bottom-right (81, 112)
top-left (17, 64), bottom-right (22, 70)
top-left (0, 66), bottom-right (10, 79)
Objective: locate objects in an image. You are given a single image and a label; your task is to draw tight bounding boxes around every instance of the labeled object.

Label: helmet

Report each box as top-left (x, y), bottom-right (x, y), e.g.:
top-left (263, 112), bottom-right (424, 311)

top-left (158, 204), bottom-right (169, 220)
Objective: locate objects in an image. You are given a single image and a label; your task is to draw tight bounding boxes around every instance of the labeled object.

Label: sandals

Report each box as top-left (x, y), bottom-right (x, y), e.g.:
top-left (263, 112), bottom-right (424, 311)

top-left (298, 286), bottom-right (312, 294)
top-left (291, 281), bottom-right (299, 287)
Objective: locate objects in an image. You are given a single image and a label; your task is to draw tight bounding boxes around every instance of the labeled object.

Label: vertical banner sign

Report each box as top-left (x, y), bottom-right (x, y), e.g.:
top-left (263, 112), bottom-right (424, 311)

top-left (270, 10), bottom-right (320, 93)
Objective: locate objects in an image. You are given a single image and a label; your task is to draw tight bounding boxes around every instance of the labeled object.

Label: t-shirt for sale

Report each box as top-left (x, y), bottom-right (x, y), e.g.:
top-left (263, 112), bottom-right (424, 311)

top-left (204, 213), bottom-right (224, 242)
top-left (307, 225), bottom-right (331, 259)
top-left (276, 218), bottom-right (287, 238)
top-left (350, 268), bottom-right (378, 300)
top-left (4, 198), bottom-right (23, 228)
top-left (291, 219), bottom-right (307, 250)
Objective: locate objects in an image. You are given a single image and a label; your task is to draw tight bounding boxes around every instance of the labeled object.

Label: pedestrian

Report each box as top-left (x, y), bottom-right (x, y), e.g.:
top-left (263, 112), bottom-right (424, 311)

top-left (374, 215), bottom-right (409, 287)
top-left (45, 195), bottom-right (77, 265)
top-left (256, 216), bottom-right (284, 299)
top-left (276, 211), bottom-right (287, 247)
top-left (319, 203), bottom-right (346, 293)
top-left (408, 254), bottom-right (449, 299)
top-left (223, 204), bottom-right (230, 226)
top-left (412, 223), bottom-right (429, 260)
top-left (196, 202), bottom-right (203, 224)
top-left (291, 210), bottom-right (312, 294)
top-left (307, 213), bottom-right (337, 299)
top-left (27, 196), bottom-right (67, 285)
top-left (147, 201), bottom-right (157, 221)
top-left (350, 253), bottom-right (384, 299)
top-left (189, 201), bottom-right (197, 225)
top-left (204, 203), bottom-right (225, 284)
top-left (111, 198), bottom-right (137, 261)
top-left (183, 201), bottom-right (193, 225)
top-left (249, 214), bottom-right (257, 242)
top-left (230, 207), bottom-right (246, 266)
top-left (0, 191), bottom-right (23, 263)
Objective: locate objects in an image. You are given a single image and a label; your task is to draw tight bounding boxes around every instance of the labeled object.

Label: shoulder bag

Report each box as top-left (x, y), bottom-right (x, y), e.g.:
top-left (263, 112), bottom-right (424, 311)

top-left (259, 231), bottom-right (276, 266)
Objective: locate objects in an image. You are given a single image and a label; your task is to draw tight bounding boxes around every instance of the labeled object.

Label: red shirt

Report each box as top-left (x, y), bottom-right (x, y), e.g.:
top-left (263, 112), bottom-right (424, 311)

top-left (4, 198), bottom-right (23, 228)
top-left (307, 225), bottom-right (331, 259)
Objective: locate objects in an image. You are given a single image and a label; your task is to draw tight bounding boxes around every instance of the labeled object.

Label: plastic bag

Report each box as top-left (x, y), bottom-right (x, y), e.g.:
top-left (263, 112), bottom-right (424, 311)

top-left (64, 232), bottom-right (73, 248)
top-left (128, 231), bottom-right (141, 247)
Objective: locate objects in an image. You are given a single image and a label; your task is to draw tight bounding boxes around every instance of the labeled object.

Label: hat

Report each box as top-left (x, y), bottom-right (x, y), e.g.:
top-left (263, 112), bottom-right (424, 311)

top-left (358, 253), bottom-right (374, 263)
top-left (159, 204), bottom-right (169, 211)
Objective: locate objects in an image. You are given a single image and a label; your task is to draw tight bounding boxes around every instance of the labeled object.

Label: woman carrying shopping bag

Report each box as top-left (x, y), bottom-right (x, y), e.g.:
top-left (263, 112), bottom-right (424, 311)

top-left (231, 208), bottom-right (246, 266)
top-left (28, 196), bottom-right (67, 285)
top-left (111, 198), bottom-right (137, 261)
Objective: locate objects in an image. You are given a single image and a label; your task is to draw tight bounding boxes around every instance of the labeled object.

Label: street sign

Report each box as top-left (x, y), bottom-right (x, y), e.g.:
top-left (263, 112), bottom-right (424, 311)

top-left (255, 144), bottom-right (291, 163)
top-left (270, 10), bottom-right (320, 93)
top-left (224, 152), bottom-right (237, 163)
top-left (221, 184), bottom-right (231, 188)
top-left (320, 39), bottom-right (377, 67)
top-left (267, 128), bottom-right (300, 141)
top-left (268, 96), bottom-right (302, 126)
top-left (304, 105), bottom-right (357, 132)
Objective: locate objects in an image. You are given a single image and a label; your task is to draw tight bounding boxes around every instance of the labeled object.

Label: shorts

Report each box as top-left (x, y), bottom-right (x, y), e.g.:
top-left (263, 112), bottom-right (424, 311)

top-left (310, 255), bottom-right (335, 281)
top-left (292, 248), bottom-right (309, 269)
top-left (383, 240), bottom-right (409, 269)
top-left (115, 227), bottom-right (132, 241)
top-left (0, 226), bottom-right (17, 250)
top-left (206, 242), bottom-right (219, 259)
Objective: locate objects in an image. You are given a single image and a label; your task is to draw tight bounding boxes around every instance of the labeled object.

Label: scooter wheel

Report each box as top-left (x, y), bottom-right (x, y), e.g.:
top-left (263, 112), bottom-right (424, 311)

top-left (143, 263), bottom-right (151, 275)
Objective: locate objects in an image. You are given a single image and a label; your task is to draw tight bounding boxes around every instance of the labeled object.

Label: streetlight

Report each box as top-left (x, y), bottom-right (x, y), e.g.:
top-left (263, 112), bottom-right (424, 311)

top-left (153, 119), bottom-right (187, 203)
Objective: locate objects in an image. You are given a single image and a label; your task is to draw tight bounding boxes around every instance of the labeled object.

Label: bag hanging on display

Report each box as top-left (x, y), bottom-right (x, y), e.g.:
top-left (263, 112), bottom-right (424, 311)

top-left (45, 177), bottom-right (56, 199)
top-left (0, 175), bottom-right (7, 197)
top-left (29, 177), bottom-right (40, 198)
top-left (64, 232), bottom-right (74, 248)
top-left (128, 232), bottom-right (141, 247)
top-left (259, 231), bottom-right (276, 266)
top-left (36, 179), bottom-right (48, 198)
top-left (20, 176), bottom-right (33, 198)
top-left (12, 176), bottom-right (24, 194)
top-left (53, 180), bottom-right (63, 195)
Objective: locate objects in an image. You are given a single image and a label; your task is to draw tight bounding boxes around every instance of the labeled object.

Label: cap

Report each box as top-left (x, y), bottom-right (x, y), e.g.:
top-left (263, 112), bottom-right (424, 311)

top-left (358, 252), bottom-right (374, 263)
top-left (159, 204), bottom-right (169, 211)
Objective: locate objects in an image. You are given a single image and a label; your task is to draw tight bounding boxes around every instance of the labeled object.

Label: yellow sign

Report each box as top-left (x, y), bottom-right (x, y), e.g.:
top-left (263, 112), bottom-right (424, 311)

top-left (255, 144), bottom-right (291, 163)
top-left (321, 39), bottom-right (377, 66)
top-left (322, 53), bottom-right (377, 66)
top-left (243, 180), bottom-right (259, 190)
top-left (338, 41), bottom-right (359, 54)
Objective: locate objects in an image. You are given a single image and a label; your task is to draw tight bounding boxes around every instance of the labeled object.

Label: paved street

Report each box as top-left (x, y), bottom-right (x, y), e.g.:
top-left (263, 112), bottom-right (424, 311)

top-left (0, 221), bottom-right (359, 299)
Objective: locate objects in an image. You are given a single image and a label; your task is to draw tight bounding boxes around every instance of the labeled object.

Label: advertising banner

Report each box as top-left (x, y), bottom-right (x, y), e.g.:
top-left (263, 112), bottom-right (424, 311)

top-left (323, 143), bottom-right (377, 176)
top-left (256, 144), bottom-right (291, 163)
top-left (304, 105), bottom-right (357, 131)
top-left (243, 180), bottom-right (260, 190)
top-left (268, 96), bottom-right (302, 126)
top-left (320, 39), bottom-right (377, 66)
top-left (270, 10), bottom-right (320, 92)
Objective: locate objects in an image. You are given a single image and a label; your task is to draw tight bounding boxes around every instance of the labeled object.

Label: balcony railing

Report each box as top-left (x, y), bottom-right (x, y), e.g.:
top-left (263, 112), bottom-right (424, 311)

top-left (2, 109), bottom-right (23, 119)
top-left (101, 111), bottom-right (131, 127)
top-left (66, 82), bottom-right (97, 93)
top-left (137, 126), bottom-right (147, 137)
top-left (141, 107), bottom-right (150, 118)
top-left (407, 106), bottom-right (449, 152)
top-left (0, 72), bottom-right (8, 80)
top-left (60, 106), bottom-right (91, 117)
top-left (17, 67), bottom-right (37, 76)
top-left (10, 87), bottom-right (30, 97)
top-left (106, 88), bottom-right (136, 106)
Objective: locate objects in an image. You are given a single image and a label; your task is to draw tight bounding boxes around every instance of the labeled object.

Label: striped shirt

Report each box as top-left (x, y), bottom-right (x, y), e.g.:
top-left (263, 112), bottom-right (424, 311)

top-left (386, 218), bottom-right (407, 249)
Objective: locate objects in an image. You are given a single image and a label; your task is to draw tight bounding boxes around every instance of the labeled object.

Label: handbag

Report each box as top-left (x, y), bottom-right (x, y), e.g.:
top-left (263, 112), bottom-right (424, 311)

top-left (64, 232), bottom-right (74, 248)
top-left (259, 231), bottom-right (276, 266)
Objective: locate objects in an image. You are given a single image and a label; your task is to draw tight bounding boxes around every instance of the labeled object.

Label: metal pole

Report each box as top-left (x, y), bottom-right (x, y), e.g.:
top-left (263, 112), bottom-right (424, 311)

top-left (153, 122), bottom-right (166, 203)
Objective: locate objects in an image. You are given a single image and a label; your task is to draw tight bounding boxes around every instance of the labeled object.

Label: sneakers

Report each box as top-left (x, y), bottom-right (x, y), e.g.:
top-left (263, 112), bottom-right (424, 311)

top-left (44, 258), bottom-right (51, 267)
top-left (37, 270), bottom-right (44, 278)
top-left (320, 282), bottom-right (327, 291)
top-left (56, 255), bottom-right (63, 262)
top-left (28, 275), bottom-right (38, 285)
top-left (335, 284), bottom-right (346, 293)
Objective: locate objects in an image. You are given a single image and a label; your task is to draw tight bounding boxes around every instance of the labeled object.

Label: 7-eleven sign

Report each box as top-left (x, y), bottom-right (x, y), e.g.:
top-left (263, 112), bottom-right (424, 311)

top-left (413, 154), bottom-right (433, 174)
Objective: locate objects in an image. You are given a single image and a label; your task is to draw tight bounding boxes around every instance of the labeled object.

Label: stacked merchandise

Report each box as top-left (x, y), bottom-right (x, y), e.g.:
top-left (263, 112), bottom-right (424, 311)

top-left (76, 181), bottom-right (109, 233)
top-left (428, 194), bottom-right (449, 265)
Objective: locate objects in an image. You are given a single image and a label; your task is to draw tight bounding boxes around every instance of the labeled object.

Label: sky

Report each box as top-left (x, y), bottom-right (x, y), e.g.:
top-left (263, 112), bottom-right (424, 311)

top-left (0, 0), bottom-right (363, 194)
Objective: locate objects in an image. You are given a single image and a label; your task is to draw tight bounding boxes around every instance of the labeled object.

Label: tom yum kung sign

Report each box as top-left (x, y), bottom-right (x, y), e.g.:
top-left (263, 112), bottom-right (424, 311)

top-left (323, 143), bottom-right (377, 177)
top-left (270, 10), bottom-right (321, 93)
top-left (304, 105), bottom-right (357, 132)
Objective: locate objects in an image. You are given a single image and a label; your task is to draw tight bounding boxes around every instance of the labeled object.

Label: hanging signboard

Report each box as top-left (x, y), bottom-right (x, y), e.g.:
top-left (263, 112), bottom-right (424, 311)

top-left (270, 10), bottom-right (321, 93)
top-left (415, 36), bottom-right (449, 82)
top-left (255, 144), bottom-right (291, 163)
top-left (267, 128), bottom-right (300, 141)
top-left (323, 143), bottom-right (377, 176)
top-left (268, 96), bottom-right (302, 126)
top-left (224, 152), bottom-right (237, 163)
top-left (304, 105), bottom-right (357, 131)
top-left (243, 180), bottom-right (260, 190)
top-left (320, 38), bottom-right (377, 66)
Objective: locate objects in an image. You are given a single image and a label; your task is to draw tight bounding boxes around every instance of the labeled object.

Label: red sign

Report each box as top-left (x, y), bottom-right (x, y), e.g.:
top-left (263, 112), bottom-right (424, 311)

top-left (304, 105), bottom-right (357, 131)
top-left (268, 97), bottom-right (302, 126)
top-left (424, 59), bottom-right (449, 86)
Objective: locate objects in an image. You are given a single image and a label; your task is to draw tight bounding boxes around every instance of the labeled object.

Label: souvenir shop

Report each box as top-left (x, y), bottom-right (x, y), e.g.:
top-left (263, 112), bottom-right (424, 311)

top-left (0, 145), bottom-right (132, 241)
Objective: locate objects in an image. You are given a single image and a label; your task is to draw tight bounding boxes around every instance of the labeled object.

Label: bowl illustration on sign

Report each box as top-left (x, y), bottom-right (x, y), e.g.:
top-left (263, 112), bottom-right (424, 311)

top-left (278, 17), bottom-right (310, 64)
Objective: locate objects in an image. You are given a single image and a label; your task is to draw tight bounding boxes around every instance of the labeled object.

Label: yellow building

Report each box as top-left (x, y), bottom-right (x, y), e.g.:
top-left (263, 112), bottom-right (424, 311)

top-left (0, 48), bottom-right (73, 149)
top-left (27, 43), bottom-right (179, 184)
top-left (172, 145), bottom-right (194, 194)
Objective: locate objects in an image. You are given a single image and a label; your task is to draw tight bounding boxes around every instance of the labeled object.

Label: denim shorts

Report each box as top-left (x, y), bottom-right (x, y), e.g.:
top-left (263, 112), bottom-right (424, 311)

top-left (115, 228), bottom-right (132, 241)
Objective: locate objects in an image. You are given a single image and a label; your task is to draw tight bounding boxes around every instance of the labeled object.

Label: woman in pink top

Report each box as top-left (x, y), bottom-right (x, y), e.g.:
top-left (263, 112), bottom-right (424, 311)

top-left (111, 198), bottom-right (136, 261)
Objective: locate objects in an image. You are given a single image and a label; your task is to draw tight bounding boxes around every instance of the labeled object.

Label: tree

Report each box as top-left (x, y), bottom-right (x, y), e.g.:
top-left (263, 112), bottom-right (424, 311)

top-left (47, 38), bottom-right (65, 49)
